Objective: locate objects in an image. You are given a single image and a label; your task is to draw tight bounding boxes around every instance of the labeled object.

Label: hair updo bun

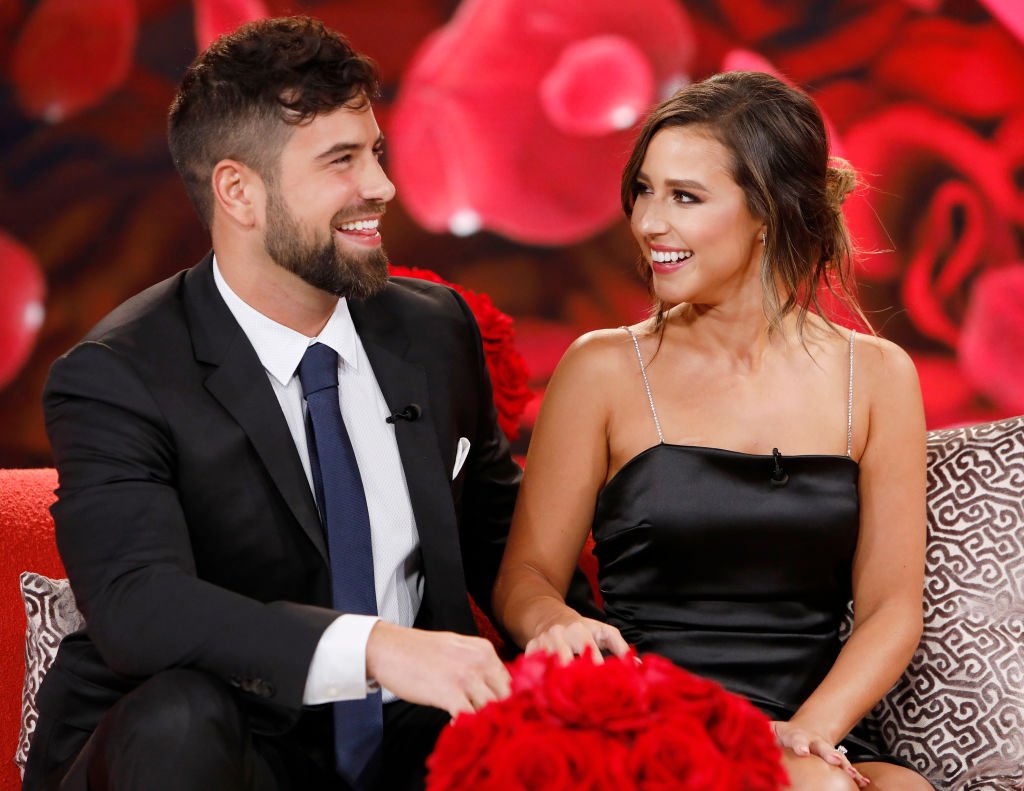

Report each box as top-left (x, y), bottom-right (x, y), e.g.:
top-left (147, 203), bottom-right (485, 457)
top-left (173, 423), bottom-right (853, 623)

top-left (826, 159), bottom-right (857, 211)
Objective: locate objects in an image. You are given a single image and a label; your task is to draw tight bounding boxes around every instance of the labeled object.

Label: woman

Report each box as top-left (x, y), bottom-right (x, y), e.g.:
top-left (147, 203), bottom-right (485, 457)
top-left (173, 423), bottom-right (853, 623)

top-left (493, 72), bottom-right (931, 790)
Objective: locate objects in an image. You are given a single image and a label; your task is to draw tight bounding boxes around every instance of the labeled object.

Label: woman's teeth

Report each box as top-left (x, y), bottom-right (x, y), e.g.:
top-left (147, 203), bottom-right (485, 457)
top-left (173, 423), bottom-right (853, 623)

top-left (651, 250), bottom-right (692, 263)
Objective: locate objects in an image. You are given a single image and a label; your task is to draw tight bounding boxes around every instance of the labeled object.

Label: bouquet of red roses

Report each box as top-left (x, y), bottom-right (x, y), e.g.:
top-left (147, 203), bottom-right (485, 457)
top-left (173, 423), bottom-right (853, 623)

top-left (427, 650), bottom-right (787, 791)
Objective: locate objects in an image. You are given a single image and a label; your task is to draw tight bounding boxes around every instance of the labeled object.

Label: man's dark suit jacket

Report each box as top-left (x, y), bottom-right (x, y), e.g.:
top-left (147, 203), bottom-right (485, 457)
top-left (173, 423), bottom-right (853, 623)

top-left (23, 254), bottom-right (521, 788)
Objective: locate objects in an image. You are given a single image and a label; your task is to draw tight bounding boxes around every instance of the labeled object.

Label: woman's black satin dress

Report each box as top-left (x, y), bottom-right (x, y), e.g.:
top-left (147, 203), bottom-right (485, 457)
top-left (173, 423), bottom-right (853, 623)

top-left (592, 442), bottom-right (903, 763)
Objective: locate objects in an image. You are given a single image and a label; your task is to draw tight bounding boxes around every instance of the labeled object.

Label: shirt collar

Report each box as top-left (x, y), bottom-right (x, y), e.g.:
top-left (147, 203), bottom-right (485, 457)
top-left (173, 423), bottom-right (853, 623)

top-left (212, 255), bottom-right (360, 387)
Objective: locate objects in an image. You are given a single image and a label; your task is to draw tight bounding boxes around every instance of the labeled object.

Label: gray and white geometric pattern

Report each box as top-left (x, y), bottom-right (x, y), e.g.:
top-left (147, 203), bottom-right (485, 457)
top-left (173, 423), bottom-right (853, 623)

top-left (868, 415), bottom-right (1024, 791)
top-left (15, 571), bottom-right (85, 775)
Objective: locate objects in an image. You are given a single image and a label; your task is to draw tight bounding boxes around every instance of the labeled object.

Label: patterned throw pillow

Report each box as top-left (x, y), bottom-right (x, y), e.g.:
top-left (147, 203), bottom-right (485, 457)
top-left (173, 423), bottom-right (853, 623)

top-left (16, 572), bottom-right (85, 775)
top-left (870, 416), bottom-right (1024, 791)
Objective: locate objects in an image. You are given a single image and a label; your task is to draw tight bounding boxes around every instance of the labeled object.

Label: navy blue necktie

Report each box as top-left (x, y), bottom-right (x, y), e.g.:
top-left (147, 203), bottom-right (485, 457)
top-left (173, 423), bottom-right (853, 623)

top-left (298, 342), bottom-right (382, 791)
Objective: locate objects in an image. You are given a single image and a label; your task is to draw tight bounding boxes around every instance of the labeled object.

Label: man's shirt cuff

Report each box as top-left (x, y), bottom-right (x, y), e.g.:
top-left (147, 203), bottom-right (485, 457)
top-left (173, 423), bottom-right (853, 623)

top-left (302, 614), bottom-right (380, 704)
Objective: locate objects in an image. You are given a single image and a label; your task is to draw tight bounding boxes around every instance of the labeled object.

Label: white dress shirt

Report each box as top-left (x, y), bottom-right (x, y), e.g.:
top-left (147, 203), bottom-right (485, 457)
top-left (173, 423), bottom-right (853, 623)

top-left (213, 258), bottom-right (422, 704)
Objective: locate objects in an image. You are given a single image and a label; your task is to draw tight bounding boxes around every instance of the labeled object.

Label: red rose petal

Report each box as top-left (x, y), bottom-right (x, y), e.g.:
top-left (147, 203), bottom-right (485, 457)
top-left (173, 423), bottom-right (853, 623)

top-left (979, 0), bottom-right (1024, 45)
top-left (959, 265), bottom-right (1024, 413)
top-left (772, 3), bottom-right (909, 85)
top-left (996, 113), bottom-right (1024, 227)
top-left (871, 19), bottom-right (1024, 120)
top-left (193, 0), bottom-right (270, 52)
top-left (10, 0), bottom-right (137, 122)
top-left (713, 0), bottom-right (802, 43)
top-left (305, 2), bottom-right (446, 84)
top-left (900, 181), bottom-right (988, 347)
top-left (540, 35), bottom-right (654, 136)
top-left (842, 106), bottom-right (1017, 282)
top-left (0, 232), bottom-right (46, 389)
top-left (912, 355), bottom-right (977, 428)
top-left (390, 0), bottom-right (695, 245)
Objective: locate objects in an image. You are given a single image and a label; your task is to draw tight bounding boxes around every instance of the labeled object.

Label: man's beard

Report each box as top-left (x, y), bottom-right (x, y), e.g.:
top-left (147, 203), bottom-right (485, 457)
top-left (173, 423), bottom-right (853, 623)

top-left (263, 189), bottom-right (389, 300)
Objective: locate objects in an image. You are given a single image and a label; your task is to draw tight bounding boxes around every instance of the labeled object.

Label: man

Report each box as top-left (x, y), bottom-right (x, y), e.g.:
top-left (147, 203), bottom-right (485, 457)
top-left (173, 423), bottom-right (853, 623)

top-left (24, 16), bottom-right (518, 791)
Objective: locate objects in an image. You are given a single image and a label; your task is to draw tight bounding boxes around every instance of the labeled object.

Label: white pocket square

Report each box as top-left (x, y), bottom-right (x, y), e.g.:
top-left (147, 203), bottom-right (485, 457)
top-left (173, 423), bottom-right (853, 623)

top-left (452, 437), bottom-right (471, 480)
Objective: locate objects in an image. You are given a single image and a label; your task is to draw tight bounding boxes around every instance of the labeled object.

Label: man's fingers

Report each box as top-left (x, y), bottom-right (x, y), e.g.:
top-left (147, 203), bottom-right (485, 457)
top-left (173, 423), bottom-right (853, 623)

top-left (464, 678), bottom-right (498, 712)
top-left (485, 662), bottom-right (512, 700)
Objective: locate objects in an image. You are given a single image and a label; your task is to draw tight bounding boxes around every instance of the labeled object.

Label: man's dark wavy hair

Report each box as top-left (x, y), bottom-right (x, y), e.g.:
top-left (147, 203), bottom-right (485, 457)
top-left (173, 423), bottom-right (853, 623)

top-left (168, 16), bottom-right (380, 228)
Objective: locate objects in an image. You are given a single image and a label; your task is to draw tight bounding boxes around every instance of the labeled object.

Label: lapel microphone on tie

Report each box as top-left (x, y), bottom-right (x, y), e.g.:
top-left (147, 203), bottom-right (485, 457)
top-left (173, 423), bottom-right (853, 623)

top-left (385, 403), bottom-right (421, 423)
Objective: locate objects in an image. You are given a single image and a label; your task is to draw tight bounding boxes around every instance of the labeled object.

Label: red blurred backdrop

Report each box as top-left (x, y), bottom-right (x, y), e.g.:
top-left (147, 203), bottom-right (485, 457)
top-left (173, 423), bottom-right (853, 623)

top-left (1, 0), bottom-right (1022, 467)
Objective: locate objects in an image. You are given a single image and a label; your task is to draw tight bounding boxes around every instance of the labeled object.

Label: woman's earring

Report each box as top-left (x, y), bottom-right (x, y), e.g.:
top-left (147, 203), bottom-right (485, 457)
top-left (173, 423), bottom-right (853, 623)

top-left (760, 232), bottom-right (766, 244)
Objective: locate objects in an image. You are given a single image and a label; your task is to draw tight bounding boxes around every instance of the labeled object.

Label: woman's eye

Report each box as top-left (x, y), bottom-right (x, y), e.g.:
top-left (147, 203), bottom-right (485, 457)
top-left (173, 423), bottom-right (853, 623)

top-left (633, 181), bottom-right (652, 197)
top-left (333, 155), bottom-right (352, 165)
top-left (674, 191), bottom-right (698, 204)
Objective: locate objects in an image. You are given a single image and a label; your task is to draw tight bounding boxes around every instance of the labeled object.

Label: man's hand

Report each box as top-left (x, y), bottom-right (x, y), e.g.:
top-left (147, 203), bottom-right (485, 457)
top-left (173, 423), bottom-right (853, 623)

top-left (365, 621), bottom-right (511, 718)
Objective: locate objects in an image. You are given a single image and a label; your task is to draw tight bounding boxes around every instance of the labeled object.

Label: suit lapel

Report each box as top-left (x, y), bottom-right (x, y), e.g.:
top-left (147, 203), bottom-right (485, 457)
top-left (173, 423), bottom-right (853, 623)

top-left (350, 296), bottom-right (472, 630)
top-left (183, 256), bottom-right (327, 562)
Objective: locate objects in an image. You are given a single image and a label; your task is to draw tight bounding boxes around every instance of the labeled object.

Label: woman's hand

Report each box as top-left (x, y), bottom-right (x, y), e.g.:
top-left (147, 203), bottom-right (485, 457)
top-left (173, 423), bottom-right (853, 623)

top-left (771, 720), bottom-right (870, 787)
top-left (526, 616), bottom-right (630, 664)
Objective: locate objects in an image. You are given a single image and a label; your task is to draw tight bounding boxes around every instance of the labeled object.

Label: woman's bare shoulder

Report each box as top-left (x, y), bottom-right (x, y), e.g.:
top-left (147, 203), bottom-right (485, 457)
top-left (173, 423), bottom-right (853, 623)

top-left (853, 333), bottom-right (918, 386)
top-left (557, 325), bottom-right (646, 378)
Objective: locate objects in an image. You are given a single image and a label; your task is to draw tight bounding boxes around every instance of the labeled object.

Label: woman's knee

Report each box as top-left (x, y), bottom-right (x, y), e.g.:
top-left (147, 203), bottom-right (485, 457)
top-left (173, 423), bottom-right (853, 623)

top-left (781, 751), bottom-right (859, 791)
top-left (855, 761), bottom-right (934, 790)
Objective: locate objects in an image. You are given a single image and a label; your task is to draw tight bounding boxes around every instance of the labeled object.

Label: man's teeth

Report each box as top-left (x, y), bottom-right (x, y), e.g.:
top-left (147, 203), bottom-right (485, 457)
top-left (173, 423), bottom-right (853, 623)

top-left (338, 219), bottom-right (380, 231)
top-left (651, 250), bottom-right (692, 263)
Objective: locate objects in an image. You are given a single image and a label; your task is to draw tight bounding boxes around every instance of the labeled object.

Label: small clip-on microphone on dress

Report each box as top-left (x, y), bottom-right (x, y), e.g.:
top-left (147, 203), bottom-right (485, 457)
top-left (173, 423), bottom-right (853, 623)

top-left (386, 404), bottom-right (422, 423)
top-left (770, 447), bottom-right (789, 486)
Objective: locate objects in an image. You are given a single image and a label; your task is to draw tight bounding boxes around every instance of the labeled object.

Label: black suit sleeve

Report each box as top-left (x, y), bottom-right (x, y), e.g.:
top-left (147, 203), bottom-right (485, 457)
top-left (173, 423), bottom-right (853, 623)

top-left (44, 341), bottom-right (337, 730)
top-left (445, 290), bottom-right (522, 618)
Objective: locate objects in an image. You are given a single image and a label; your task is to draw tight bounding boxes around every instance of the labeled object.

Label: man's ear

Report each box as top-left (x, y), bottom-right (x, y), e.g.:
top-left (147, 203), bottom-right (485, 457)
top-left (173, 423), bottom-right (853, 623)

top-left (211, 159), bottom-right (263, 229)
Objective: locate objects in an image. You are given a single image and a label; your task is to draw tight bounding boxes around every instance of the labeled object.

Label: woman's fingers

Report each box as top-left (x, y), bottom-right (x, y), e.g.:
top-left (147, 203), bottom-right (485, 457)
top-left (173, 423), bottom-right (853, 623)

top-left (526, 618), bottom-right (630, 664)
top-left (776, 723), bottom-right (870, 788)
top-left (594, 623), bottom-right (631, 656)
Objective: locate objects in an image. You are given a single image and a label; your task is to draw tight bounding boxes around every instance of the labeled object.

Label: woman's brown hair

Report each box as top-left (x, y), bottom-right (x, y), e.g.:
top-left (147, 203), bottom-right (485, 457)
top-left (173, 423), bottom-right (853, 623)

top-left (621, 71), bottom-right (867, 337)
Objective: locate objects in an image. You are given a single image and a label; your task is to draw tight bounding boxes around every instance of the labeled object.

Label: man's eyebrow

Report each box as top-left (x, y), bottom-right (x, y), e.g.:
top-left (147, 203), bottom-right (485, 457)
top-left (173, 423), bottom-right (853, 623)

top-left (315, 135), bottom-right (385, 161)
top-left (315, 142), bottom-right (360, 160)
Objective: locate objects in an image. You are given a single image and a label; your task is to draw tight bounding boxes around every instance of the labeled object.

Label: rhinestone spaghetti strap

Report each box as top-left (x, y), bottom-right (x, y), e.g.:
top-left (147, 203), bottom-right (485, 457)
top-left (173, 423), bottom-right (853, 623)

top-left (622, 327), bottom-right (665, 444)
top-left (847, 329), bottom-right (856, 458)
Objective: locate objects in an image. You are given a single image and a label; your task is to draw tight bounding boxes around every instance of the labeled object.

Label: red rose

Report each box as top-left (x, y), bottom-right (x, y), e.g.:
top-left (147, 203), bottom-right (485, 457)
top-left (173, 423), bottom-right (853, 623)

top-left (843, 106), bottom-right (1017, 288)
top-left (475, 725), bottom-right (591, 791)
top-left (10, 0), bottom-right (137, 122)
top-left (0, 231), bottom-right (46, 389)
top-left (959, 265), bottom-right (1024, 413)
top-left (870, 18), bottom-right (1024, 120)
top-left (426, 705), bottom-right (507, 788)
top-left (705, 694), bottom-right (786, 791)
top-left (641, 654), bottom-right (719, 720)
top-left (630, 717), bottom-right (732, 791)
top-left (542, 650), bottom-right (652, 734)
